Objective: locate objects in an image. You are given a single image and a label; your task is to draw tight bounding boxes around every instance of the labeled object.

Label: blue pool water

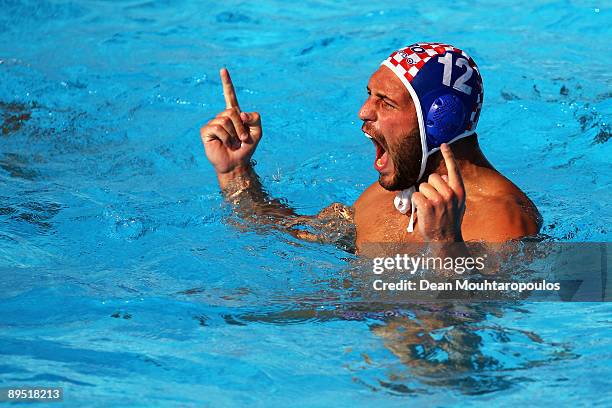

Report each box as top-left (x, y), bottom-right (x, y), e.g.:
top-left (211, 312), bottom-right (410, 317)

top-left (1, 0), bottom-right (611, 406)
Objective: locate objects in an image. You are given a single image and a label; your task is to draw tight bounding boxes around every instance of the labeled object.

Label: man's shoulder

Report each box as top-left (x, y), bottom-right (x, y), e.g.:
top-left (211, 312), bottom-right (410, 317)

top-left (464, 172), bottom-right (542, 241)
top-left (354, 181), bottom-right (382, 208)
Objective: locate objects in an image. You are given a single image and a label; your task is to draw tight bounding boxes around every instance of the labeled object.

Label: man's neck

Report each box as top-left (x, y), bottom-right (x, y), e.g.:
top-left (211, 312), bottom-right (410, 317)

top-left (423, 135), bottom-right (492, 180)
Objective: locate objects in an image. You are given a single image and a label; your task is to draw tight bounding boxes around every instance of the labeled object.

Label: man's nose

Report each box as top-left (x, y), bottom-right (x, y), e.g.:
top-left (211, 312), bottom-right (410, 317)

top-left (358, 98), bottom-right (375, 121)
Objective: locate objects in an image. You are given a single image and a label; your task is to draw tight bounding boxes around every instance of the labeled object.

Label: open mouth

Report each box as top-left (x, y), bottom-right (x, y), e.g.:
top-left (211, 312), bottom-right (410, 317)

top-left (364, 131), bottom-right (389, 171)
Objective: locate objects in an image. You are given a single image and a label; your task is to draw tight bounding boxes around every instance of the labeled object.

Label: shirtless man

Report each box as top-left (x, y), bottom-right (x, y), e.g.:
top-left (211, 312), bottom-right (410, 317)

top-left (200, 42), bottom-right (541, 254)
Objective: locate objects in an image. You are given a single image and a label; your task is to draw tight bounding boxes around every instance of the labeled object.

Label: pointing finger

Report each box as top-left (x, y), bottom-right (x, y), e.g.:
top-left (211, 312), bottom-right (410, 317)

top-left (220, 68), bottom-right (241, 112)
top-left (440, 143), bottom-right (464, 193)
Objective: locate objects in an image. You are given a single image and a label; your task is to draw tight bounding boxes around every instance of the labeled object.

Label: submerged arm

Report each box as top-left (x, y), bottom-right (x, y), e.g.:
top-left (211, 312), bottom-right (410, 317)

top-left (219, 163), bottom-right (355, 251)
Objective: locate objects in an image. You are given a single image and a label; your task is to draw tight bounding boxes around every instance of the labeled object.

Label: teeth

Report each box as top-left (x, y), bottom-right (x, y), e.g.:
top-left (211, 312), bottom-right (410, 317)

top-left (363, 132), bottom-right (373, 139)
top-left (376, 158), bottom-right (383, 167)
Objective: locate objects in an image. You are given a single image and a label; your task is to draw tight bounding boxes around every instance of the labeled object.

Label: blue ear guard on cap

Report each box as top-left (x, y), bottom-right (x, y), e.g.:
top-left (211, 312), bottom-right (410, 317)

top-left (409, 49), bottom-right (482, 152)
top-left (425, 93), bottom-right (466, 146)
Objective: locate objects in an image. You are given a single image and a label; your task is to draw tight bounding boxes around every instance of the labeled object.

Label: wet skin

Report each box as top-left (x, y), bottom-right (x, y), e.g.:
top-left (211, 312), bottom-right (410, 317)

top-left (354, 67), bottom-right (540, 248)
top-left (200, 67), bottom-right (541, 253)
top-left (198, 67), bottom-right (544, 391)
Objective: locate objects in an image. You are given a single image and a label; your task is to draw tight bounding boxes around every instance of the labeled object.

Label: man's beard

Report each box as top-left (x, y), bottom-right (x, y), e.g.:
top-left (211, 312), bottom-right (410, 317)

top-left (378, 128), bottom-right (422, 191)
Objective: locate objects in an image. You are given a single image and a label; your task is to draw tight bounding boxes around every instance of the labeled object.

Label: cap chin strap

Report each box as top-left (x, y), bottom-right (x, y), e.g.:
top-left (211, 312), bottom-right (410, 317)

top-left (383, 58), bottom-right (476, 233)
top-left (393, 186), bottom-right (416, 232)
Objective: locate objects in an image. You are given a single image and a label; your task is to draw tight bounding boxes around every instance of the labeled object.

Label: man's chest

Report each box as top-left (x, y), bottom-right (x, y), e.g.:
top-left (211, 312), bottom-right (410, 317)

top-left (353, 193), bottom-right (487, 250)
top-left (354, 200), bottom-right (422, 246)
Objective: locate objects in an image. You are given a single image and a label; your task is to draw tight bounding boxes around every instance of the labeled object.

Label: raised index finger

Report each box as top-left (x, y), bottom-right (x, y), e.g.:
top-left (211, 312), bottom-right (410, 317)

top-left (220, 68), bottom-right (241, 112)
top-left (440, 143), bottom-right (464, 192)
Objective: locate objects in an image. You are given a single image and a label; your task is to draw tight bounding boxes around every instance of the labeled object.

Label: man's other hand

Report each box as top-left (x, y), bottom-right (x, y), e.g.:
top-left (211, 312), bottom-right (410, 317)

top-left (412, 143), bottom-right (466, 242)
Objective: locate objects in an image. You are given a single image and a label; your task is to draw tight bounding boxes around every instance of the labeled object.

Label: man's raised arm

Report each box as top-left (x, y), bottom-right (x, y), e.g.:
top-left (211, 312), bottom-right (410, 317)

top-left (200, 68), bottom-right (355, 251)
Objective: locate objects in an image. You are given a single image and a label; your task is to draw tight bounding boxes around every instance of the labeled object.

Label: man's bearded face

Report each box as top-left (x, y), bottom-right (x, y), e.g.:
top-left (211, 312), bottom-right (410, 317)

top-left (359, 66), bottom-right (423, 190)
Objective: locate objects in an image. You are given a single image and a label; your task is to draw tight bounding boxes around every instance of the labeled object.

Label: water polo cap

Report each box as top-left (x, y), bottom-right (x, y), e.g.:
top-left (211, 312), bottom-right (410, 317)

top-left (381, 42), bottom-right (483, 233)
top-left (381, 42), bottom-right (484, 183)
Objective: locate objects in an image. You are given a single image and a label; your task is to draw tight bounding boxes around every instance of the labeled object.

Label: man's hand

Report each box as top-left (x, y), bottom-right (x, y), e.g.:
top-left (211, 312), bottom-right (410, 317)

top-left (200, 68), bottom-right (262, 176)
top-left (412, 143), bottom-right (466, 242)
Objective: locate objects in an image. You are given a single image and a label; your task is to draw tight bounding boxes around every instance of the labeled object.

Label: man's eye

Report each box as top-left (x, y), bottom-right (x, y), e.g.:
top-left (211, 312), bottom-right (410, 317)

top-left (383, 99), bottom-right (394, 108)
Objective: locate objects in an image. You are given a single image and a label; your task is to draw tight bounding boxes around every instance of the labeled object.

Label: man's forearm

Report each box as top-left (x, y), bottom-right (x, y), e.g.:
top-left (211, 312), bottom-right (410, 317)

top-left (216, 163), bottom-right (298, 223)
top-left (215, 164), bottom-right (355, 251)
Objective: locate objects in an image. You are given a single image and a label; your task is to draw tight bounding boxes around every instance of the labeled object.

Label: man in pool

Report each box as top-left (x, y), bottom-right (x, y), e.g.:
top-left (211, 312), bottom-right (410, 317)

top-left (200, 42), bottom-right (541, 253)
